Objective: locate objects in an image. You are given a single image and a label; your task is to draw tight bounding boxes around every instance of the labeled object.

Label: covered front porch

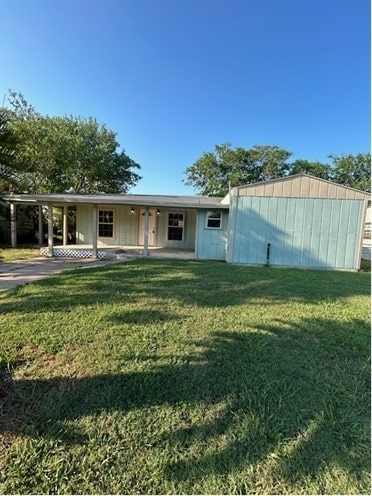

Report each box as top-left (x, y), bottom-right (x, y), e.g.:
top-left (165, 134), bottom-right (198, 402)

top-left (7, 201), bottom-right (199, 260)
top-left (5, 192), bottom-right (229, 261)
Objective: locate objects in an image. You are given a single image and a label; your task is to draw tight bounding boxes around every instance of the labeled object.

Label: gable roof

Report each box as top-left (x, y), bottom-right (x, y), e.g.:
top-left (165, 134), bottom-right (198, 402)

top-left (232, 173), bottom-right (370, 200)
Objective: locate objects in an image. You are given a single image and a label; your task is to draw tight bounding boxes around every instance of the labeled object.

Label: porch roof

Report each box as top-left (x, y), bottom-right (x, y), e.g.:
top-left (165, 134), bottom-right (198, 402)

top-left (4, 193), bottom-right (229, 210)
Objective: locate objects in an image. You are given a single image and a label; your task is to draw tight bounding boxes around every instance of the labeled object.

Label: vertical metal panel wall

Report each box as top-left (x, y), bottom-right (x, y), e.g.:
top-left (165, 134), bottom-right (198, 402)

top-left (231, 197), bottom-right (365, 269)
top-left (196, 210), bottom-right (229, 260)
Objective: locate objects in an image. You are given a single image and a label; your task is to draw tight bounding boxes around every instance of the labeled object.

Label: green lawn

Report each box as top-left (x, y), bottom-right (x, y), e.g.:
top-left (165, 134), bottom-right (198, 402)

top-left (0, 260), bottom-right (370, 494)
top-left (0, 245), bottom-right (41, 262)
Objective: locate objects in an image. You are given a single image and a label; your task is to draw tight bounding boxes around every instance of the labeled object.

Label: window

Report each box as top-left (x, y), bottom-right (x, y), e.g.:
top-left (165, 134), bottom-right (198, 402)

top-left (206, 210), bottom-right (222, 229)
top-left (98, 210), bottom-right (114, 237)
top-left (364, 223), bottom-right (371, 240)
top-left (168, 213), bottom-right (184, 241)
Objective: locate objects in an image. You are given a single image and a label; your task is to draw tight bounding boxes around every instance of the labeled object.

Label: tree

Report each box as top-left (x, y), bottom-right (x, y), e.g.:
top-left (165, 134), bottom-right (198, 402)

top-left (1, 92), bottom-right (141, 194)
top-left (0, 109), bottom-right (20, 192)
top-left (329, 153), bottom-right (371, 192)
top-left (184, 144), bottom-right (292, 196)
top-left (289, 159), bottom-right (331, 180)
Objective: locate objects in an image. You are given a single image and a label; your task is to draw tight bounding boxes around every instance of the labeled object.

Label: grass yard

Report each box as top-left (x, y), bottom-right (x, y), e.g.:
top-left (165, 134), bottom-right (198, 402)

top-left (0, 259), bottom-right (370, 494)
top-left (0, 245), bottom-right (41, 263)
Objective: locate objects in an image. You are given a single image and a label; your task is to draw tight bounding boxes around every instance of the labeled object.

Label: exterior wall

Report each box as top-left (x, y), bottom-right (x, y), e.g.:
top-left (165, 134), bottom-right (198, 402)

top-left (156, 208), bottom-right (196, 249)
top-left (230, 196), bottom-right (365, 270)
top-left (76, 205), bottom-right (138, 246)
top-left (75, 205), bottom-right (93, 244)
top-left (76, 205), bottom-right (197, 250)
top-left (196, 210), bottom-right (229, 260)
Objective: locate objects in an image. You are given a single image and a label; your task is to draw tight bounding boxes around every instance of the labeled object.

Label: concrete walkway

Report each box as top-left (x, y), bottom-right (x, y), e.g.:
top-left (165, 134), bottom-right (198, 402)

top-left (0, 257), bottom-right (127, 292)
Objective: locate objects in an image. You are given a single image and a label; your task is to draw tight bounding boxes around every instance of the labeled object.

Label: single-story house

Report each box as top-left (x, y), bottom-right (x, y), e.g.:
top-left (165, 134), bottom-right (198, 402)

top-left (4, 174), bottom-right (370, 271)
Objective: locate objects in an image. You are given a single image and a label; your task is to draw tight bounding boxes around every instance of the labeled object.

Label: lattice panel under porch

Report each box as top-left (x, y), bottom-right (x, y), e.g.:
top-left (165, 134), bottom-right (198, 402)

top-left (40, 247), bottom-right (107, 259)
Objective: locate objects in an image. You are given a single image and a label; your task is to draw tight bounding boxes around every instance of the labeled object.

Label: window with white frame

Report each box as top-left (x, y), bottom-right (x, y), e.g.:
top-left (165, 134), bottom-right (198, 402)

top-left (168, 212), bottom-right (184, 241)
top-left (98, 210), bottom-right (114, 237)
top-left (206, 210), bottom-right (222, 229)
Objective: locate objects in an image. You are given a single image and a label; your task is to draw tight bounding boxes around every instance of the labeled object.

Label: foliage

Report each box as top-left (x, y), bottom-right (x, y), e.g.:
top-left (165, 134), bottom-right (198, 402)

top-left (289, 159), bottom-right (331, 179)
top-left (0, 260), bottom-right (370, 494)
top-left (185, 144), bottom-right (370, 196)
top-left (0, 109), bottom-right (20, 192)
top-left (1, 91), bottom-right (141, 194)
top-left (184, 143), bottom-right (292, 196)
top-left (329, 153), bottom-right (371, 192)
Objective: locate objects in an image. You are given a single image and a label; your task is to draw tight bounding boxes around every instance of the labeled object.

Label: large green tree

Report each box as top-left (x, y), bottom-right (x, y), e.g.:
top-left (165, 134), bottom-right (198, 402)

top-left (184, 143), bottom-right (292, 196)
top-left (1, 92), bottom-right (141, 194)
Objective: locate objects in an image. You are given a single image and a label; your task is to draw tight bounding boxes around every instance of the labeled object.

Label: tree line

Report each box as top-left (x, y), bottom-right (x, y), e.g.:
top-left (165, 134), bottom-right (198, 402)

top-left (184, 143), bottom-right (371, 197)
top-left (0, 91), bottom-right (370, 199)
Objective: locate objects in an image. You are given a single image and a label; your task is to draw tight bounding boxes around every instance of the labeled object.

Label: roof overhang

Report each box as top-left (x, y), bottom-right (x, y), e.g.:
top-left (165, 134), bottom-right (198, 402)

top-left (3, 193), bottom-right (229, 210)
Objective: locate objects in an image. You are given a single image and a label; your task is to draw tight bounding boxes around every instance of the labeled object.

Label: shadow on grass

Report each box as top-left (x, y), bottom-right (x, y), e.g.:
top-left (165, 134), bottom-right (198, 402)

top-left (1, 317), bottom-right (370, 489)
top-left (1, 260), bottom-right (370, 317)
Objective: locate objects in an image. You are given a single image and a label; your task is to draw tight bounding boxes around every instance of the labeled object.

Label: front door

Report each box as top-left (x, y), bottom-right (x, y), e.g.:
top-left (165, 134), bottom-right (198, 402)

top-left (138, 209), bottom-right (156, 246)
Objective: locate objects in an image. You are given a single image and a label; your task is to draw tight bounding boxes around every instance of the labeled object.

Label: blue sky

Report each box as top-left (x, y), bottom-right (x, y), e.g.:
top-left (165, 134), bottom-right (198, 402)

top-left (0, 0), bottom-right (370, 194)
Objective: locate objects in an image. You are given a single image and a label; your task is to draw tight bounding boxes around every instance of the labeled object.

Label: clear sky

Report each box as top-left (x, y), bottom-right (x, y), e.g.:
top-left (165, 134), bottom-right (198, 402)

top-left (0, 0), bottom-right (370, 195)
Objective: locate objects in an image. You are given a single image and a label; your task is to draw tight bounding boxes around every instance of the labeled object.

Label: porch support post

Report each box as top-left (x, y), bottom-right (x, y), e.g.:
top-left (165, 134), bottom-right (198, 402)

top-left (62, 205), bottom-right (68, 246)
top-left (10, 202), bottom-right (17, 248)
top-left (143, 207), bottom-right (149, 257)
top-left (92, 204), bottom-right (98, 259)
top-left (47, 204), bottom-right (54, 257)
top-left (38, 205), bottom-right (43, 246)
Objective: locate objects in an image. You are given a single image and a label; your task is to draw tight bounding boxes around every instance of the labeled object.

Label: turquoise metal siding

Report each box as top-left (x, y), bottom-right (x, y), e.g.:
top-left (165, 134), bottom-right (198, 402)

top-left (231, 197), bottom-right (364, 269)
top-left (196, 210), bottom-right (228, 260)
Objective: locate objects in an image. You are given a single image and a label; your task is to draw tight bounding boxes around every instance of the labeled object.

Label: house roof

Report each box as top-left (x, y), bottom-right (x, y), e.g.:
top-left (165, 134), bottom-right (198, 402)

top-left (3, 193), bottom-right (229, 210)
top-left (4, 174), bottom-right (369, 208)
top-left (232, 173), bottom-right (370, 200)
